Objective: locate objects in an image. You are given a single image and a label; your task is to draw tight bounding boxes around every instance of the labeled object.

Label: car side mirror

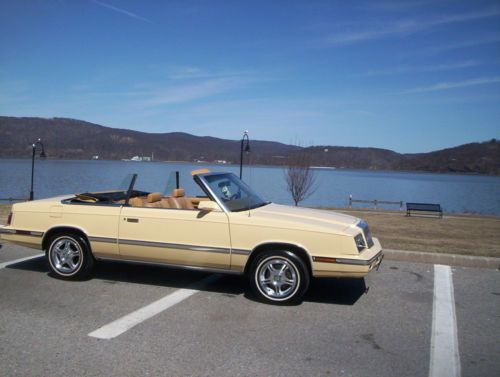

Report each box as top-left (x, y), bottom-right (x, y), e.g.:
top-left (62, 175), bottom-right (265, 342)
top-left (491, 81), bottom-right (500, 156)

top-left (197, 201), bottom-right (221, 212)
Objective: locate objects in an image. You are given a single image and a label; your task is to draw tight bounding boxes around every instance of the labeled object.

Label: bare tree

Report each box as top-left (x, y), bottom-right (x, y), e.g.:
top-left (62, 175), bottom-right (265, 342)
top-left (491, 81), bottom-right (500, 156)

top-left (285, 152), bottom-right (317, 206)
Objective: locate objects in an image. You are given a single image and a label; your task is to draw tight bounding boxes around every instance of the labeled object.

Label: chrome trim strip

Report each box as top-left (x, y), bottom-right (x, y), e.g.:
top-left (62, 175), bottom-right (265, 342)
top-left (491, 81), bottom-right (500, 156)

top-left (88, 236), bottom-right (118, 244)
top-left (335, 258), bottom-right (371, 266)
top-left (88, 235), bottom-right (251, 256)
top-left (0, 228), bottom-right (43, 237)
top-left (95, 256), bottom-right (243, 275)
top-left (336, 250), bottom-right (383, 266)
top-left (119, 238), bottom-right (231, 254)
top-left (312, 250), bottom-right (383, 266)
top-left (231, 248), bottom-right (251, 256)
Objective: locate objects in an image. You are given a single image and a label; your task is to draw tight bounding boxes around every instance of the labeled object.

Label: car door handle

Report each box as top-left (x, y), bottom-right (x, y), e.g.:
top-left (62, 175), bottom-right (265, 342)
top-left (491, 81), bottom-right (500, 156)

top-left (125, 218), bottom-right (139, 223)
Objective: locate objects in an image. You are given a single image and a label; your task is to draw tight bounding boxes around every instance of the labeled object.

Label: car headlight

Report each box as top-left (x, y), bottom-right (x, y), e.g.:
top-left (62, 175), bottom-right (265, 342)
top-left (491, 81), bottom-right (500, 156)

top-left (354, 233), bottom-right (366, 252)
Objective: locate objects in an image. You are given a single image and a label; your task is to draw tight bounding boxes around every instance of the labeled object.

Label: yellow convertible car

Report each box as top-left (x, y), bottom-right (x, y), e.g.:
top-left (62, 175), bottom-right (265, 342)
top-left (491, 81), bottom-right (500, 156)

top-left (0, 169), bottom-right (383, 304)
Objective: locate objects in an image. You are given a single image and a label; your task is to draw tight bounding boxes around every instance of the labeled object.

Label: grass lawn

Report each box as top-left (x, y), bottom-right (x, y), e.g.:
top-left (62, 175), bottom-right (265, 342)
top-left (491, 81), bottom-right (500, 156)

top-left (1, 204), bottom-right (499, 258)
top-left (330, 208), bottom-right (500, 258)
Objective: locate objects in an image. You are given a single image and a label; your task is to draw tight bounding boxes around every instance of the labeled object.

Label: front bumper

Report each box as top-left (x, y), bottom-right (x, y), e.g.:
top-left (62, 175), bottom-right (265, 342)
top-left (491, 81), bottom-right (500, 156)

top-left (312, 237), bottom-right (384, 278)
top-left (336, 249), bottom-right (384, 270)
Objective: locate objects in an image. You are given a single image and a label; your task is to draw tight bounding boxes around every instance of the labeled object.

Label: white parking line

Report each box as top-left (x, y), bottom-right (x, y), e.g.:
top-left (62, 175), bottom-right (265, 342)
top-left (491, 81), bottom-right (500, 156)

top-left (429, 265), bottom-right (461, 377)
top-left (89, 274), bottom-right (221, 340)
top-left (0, 253), bottom-right (44, 269)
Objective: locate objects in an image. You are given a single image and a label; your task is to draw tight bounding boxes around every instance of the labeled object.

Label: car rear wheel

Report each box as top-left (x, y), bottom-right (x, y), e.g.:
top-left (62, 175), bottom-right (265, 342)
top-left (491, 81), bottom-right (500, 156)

top-left (250, 250), bottom-right (310, 304)
top-left (47, 234), bottom-right (94, 279)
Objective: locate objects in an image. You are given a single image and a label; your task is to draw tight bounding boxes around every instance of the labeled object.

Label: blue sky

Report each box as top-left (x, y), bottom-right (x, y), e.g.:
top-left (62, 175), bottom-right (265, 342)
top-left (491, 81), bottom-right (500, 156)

top-left (1, 0), bottom-right (499, 153)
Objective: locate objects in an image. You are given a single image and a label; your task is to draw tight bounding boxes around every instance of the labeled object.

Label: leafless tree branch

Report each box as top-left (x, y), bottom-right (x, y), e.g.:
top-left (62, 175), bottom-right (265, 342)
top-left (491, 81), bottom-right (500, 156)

top-left (285, 152), bottom-right (317, 206)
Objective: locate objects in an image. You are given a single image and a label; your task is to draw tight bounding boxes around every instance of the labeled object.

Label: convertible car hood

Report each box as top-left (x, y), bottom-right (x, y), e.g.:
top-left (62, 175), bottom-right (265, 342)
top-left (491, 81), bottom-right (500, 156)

top-left (247, 203), bottom-right (359, 235)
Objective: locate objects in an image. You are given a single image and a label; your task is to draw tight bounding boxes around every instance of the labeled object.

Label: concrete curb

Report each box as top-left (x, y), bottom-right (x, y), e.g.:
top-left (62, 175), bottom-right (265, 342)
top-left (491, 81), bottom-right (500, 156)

top-left (384, 249), bottom-right (500, 269)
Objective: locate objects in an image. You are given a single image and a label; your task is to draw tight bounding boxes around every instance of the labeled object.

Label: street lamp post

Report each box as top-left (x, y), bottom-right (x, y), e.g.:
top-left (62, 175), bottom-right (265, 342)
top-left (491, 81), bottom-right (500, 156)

top-left (29, 139), bottom-right (46, 201)
top-left (239, 131), bottom-right (250, 179)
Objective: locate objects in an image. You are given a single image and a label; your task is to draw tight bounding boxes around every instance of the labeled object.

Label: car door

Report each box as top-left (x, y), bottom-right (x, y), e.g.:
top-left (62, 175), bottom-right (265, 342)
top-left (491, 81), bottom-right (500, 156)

top-left (118, 205), bottom-right (231, 269)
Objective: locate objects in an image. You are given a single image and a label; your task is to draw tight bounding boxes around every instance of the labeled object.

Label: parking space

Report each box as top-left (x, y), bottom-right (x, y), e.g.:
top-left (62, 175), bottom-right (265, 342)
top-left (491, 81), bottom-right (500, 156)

top-left (0, 243), bottom-right (41, 265)
top-left (0, 243), bottom-right (498, 377)
top-left (454, 267), bottom-right (500, 377)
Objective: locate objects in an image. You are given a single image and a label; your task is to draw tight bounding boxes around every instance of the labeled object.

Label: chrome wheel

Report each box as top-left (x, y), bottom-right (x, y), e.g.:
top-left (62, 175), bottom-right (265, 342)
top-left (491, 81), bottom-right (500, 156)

top-left (256, 257), bottom-right (300, 301)
top-left (49, 236), bottom-right (83, 275)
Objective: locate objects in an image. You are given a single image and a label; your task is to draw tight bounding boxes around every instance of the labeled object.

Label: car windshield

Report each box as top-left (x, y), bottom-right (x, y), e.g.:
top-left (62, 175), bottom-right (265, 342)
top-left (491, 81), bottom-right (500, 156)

top-left (118, 173), bottom-right (137, 192)
top-left (202, 173), bottom-right (269, 212)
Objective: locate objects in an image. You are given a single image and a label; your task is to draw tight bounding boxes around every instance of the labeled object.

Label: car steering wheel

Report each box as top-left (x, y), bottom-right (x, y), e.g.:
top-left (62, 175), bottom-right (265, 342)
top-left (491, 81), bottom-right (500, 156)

top-left (230, 191), bottom-right (241, 200)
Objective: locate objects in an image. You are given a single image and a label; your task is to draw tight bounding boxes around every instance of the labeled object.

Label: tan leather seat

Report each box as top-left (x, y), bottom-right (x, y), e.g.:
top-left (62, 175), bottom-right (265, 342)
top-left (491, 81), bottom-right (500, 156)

top-left (145, 192), bottom-right (163, 208)
top-left (160, 198), bottom-right (171, 209)
top-left (167, 188), bottom-right (194, 210)
top-left (129, 196), bottom-right (145, 207)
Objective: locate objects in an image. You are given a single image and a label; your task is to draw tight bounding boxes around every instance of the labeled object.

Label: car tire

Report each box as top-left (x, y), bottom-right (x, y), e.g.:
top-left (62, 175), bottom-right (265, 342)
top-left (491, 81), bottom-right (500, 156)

top-left (46, 233), bottom-right (94, 279)
top-left (250, 250), bottom-right (310, 305)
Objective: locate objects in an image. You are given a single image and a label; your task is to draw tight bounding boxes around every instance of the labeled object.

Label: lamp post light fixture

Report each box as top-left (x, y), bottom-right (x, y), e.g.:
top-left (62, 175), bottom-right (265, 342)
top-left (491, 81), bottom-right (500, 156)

top-left (29, 138), bottom-right (46, 201)
top-left (239, 130), bottom-right (250, 179)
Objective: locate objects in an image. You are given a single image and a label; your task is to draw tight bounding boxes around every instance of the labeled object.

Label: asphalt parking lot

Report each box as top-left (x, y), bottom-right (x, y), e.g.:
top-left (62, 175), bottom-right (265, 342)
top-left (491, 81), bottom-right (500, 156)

top-left (0, 243), bottom-right (498, 377)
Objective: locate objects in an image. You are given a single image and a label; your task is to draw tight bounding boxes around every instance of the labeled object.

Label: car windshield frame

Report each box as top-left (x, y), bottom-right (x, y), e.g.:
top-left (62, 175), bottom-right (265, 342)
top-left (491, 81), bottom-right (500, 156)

top-left (195, 172), bottom-right (270, 212)
top-left (67, 173), bottom-right (149, 205)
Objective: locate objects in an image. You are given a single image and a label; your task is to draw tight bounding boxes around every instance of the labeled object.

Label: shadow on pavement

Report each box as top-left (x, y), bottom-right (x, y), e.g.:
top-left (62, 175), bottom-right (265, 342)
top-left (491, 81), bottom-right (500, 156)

top-left (5, 256), bottom-right (48, 272)
top-left (7, 257), bottom-right (367, 306)
top-left (305, 277), bottom-right (367, 305)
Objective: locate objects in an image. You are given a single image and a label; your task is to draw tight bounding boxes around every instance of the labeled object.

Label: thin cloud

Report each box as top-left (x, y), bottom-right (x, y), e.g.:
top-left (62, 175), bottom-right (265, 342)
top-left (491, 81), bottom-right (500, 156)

top-left (141, 77), bottom-right (253, 106)
top-left (403, 76), bottom-right (500, 93)
top-left (91, 0), bottom-right (152, 24)
top-left (169, 67), bottom-right (206, 80)
top-left (167, 66), bottom-right (252, 80)
top-left (64, 67), bottom-right (261, 107)
top-left (360, 1), bottom-right (437, 12)
top-left (430, 7), bottom-right (500, 26)
top-left (366, 60), bottom-right (482, 76)
top-left (420, 34), bottom-right (500, 55)
top-left (317, 7), bottom-right (500, 46)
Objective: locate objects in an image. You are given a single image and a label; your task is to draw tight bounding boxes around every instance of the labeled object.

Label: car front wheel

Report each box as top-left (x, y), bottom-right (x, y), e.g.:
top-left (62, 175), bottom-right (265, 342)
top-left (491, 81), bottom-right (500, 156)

top-left (47, 234), bottom-right (94, 279)
top-left (250, 250), bottom-right (310, 304)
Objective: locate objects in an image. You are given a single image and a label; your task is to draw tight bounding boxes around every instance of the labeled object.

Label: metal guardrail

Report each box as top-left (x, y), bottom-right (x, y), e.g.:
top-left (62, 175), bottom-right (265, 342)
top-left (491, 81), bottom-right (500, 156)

top-left (349, 195), bottom-right (403, 210)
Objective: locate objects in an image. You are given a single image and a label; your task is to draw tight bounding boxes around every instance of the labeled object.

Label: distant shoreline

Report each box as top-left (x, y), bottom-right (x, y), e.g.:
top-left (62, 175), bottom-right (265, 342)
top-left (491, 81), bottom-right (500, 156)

top-left (1, 117), bottom-right (498, 175)
top-left (0, 157), bottom-right (498, 177)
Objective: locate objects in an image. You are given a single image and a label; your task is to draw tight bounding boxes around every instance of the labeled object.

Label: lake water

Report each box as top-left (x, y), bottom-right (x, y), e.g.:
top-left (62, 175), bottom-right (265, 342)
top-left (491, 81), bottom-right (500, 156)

top-left (1, 159), bottom-right (499, 215)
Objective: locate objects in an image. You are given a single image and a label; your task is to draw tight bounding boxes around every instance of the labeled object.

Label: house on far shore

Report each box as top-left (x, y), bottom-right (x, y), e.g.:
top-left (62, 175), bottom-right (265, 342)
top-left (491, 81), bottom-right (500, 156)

top-left (121, 152), bottom-right (154, 162)
top-left (123, 155), bottom-right (153, 162)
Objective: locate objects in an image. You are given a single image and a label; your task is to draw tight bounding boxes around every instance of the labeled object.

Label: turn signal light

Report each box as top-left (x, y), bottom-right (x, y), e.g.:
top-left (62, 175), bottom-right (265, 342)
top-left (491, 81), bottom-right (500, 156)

top-left (313, 256), bottom-right (337, 263)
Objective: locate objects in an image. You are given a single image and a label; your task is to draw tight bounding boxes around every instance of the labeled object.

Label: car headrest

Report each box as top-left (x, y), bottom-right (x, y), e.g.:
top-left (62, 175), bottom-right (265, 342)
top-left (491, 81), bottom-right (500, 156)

top-left (172, 188), bottom-right (185, 198)
top-left (147, 192), bottom-right (162, 203)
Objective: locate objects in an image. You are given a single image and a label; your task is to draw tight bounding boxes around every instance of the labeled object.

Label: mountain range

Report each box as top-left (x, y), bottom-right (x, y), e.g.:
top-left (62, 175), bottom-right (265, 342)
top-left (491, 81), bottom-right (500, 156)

top-left (1, 116), bottom-right (499, 175)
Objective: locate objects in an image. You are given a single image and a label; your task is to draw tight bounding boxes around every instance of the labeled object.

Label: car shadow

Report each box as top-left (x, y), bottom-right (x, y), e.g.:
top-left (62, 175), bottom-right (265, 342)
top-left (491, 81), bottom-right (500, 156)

top-left (7, 257), bottom-right (367, 306)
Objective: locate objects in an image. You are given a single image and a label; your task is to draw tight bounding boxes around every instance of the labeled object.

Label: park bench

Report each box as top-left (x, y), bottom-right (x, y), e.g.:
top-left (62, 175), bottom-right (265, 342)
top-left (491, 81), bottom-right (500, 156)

top-left (406, 202), bottom-right (443, 218)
